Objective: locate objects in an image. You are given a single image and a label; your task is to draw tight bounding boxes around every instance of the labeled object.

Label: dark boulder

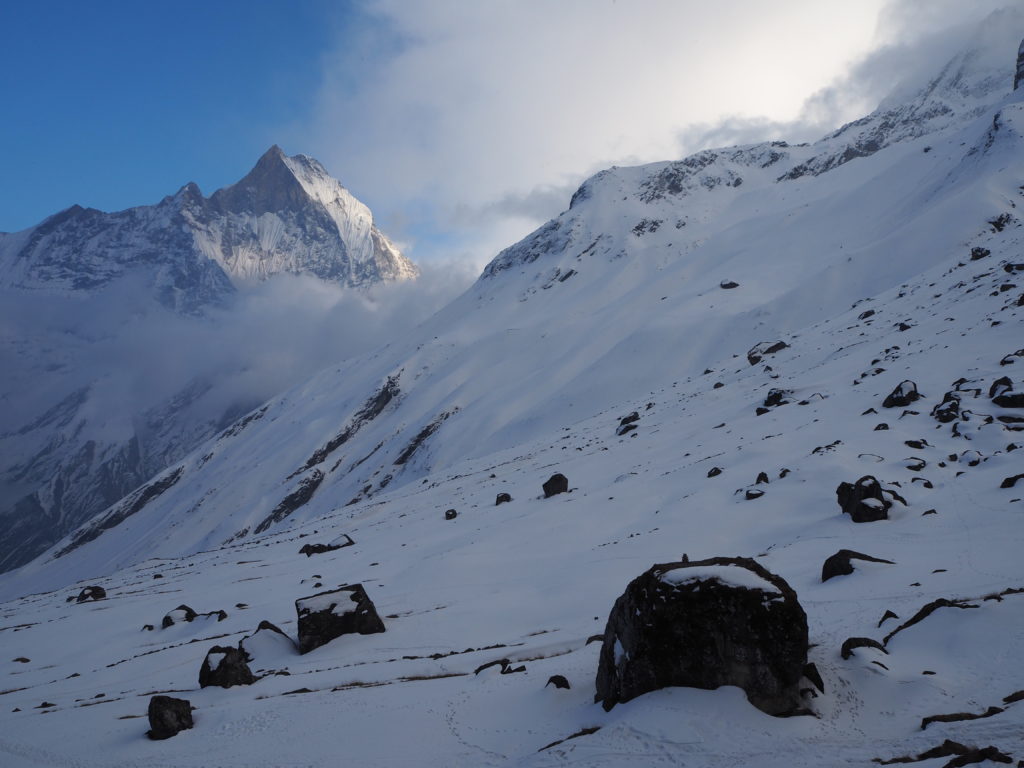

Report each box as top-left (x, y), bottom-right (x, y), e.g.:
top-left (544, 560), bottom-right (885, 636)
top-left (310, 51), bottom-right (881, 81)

top-left (989, 376), bottom-right (1013, 399)
top-left (595, 556), bottom-right (808, 716)
top-left (747, 341), bottom-right (789, 366)
top-left (198, 646), bottom-right (255, 688)
top-left (763, 389), bottom-right (790, 408)
top-left (162, 605), bottom-right (198, 629)
top-left (969, 246), bottom-right (990, 261)
top-left (821, 550), bottom-right (895, 582)
top-left (444, 509), bottom-right (458, 520)
top-left (74, 586), bottom-right (106, 603)
top-left (991, 377), bottom-right (1024, 408)
top-left (546, 675), bottom-right (571, 690)
top-left (1001, 473), bottom-right (1024, 489)
top-left (618, 411), bottom-right (640, 427)
top-left (298, 535), bottom-right (354, 557)
top-left (146, 695), bottom-right (193, 740)
top-left (931, 392), bottom-right (961, 423)
top-left (719, 280), bottom-right (739, 289)
top-left (883, 380), bottom-right (920, 408)
top-left (707, 467), bottom-right (722, 478)
top-left (296, 584), bottom-right (385, 655)
top-left (616, 423), bottom-right (638, 436)
top-left (495, 492), bottom-right (512, 506)
top-left (542, 473), bottom-right (569, 498)
top-left (836, 476), bottom-right (890, 522)
top-left (745, 488), bottom-right (764, 500)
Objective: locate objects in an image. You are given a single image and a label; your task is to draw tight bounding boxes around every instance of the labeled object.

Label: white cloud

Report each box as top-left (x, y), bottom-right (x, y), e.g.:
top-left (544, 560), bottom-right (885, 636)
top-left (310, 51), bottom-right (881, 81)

top-left (298, 0), bottom-right (1021, 271)
top-left (302, 0), bottom-right (889, 266)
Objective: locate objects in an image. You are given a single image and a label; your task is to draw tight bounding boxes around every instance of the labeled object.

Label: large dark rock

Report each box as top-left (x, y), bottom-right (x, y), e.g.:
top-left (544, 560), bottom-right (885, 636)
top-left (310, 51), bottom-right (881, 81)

top-left (147, 695), bottom-right (193, 740)
top-left (763, 389), bottom-right (790, 408)
top-left (883, 380), bottom-right (920, 408)
top-left (990, 376), bottom-right (1024, 408)
top-left (74, 585), bottom-right (106, 603)
top-left (162, 604), bottom-right (198, 628)
top-left (836, 476), bottom-right (891, 522)
top-left (296, 584), bottom-right (385, 655)
top-left (821, 549), bottom-right (895, 582)
top-left (543, 473), bottom-right (569, 498)
top-left (298, 534), bottom-right (354, 557)
top-left (198, 645), bottom-right (255, 688)
top-left (594, 556), bottom-right (808, 716)
top-left (747, 341), bottom-right (789, 366)
top-left (931, 391), bottom-right (961, 423)
top-left (495, 492), bottom-right (512, 506)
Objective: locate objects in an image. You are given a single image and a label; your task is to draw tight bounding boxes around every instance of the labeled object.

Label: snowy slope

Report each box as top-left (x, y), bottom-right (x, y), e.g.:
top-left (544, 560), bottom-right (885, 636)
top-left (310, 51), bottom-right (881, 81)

top-left (0, 147), bottom-right (416, 573)
top-left (0, 17), bottom-right (1022, 768)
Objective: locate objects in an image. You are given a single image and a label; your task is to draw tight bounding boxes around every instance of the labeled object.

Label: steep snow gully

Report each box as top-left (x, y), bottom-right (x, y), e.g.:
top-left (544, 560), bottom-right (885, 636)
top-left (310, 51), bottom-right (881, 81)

top-left (1, 16), bottom-right (1023, 768)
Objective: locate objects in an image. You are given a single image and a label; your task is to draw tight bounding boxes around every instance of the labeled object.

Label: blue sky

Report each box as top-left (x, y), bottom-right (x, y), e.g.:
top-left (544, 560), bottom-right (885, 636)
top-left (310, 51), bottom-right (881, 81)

top-left (1, 1), bottom-right (1013, 267)
top-left (0, 0), bottom-right (361, 232)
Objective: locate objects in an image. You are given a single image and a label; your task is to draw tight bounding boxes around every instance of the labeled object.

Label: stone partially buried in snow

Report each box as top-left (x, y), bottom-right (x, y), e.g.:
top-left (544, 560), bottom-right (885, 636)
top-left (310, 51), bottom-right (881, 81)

top-left (747, 341), bottom-right (789, 366)
top-left (595, 556), bottom-right (808, 716)
top-left (240, 620), bottom-right (297, 672)
top-left (198, 645), bottom-right (255, 688)
top-left (543, 473), bottom-right (569, 498)
top-left (146, 695), bottom-right (193, 740)
top-left (836, 476), bottom-right (891, 522)
top-left (882, 380), bottom-right (920, 408)
top-left (296, 584), bottom-right (385, 654)
top-left (73, 585), bottom-right (106, 603)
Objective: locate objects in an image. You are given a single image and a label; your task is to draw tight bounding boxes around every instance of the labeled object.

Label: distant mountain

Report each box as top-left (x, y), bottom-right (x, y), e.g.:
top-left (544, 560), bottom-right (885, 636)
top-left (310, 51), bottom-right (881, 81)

top-left (0, 145), bottom-right (416, 313)
top-left (0, 148), bottom-right (416, 572)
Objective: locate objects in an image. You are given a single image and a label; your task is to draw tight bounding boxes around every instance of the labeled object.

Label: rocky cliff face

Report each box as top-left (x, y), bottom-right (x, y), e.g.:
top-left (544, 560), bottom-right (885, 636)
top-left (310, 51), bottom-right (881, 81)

top-left (0, 148), bottom-right (416, 572)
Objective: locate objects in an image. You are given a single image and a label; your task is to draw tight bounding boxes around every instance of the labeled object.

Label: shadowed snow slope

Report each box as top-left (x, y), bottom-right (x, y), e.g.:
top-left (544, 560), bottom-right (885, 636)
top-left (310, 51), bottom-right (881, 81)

top-left (0, 17), bottom-right (1022, 768)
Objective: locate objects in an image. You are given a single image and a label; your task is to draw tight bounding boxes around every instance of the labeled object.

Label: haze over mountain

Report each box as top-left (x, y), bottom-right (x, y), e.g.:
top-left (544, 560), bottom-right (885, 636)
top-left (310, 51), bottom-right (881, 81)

top-left (0, 8), bottom-right (1023, 768)
top-left (0, 148), bottom-right (426, 573)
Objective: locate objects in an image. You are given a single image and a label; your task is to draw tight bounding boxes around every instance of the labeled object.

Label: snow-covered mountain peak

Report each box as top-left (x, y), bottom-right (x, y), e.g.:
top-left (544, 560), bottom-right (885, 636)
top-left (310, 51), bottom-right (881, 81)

top-left (0, 146), bottom-right (417, 313)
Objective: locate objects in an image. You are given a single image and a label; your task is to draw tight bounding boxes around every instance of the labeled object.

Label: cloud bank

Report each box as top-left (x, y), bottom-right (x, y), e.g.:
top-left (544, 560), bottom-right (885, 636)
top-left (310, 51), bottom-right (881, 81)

top-left (296, 0), bottom-right (1019, 271)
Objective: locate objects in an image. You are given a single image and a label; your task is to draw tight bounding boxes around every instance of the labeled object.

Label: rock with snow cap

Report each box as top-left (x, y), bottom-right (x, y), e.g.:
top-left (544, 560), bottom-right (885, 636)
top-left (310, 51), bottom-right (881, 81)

top-left (883, 380), bottom-right (921, 408)
top-left (198, 645), bottom-right (254, 688)
top-left (836, 476), bottom-right (891, 522)
top-left (595, 556), bottom-right (808, 716)
top-left (296, 584), bottom-right (385, 654)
